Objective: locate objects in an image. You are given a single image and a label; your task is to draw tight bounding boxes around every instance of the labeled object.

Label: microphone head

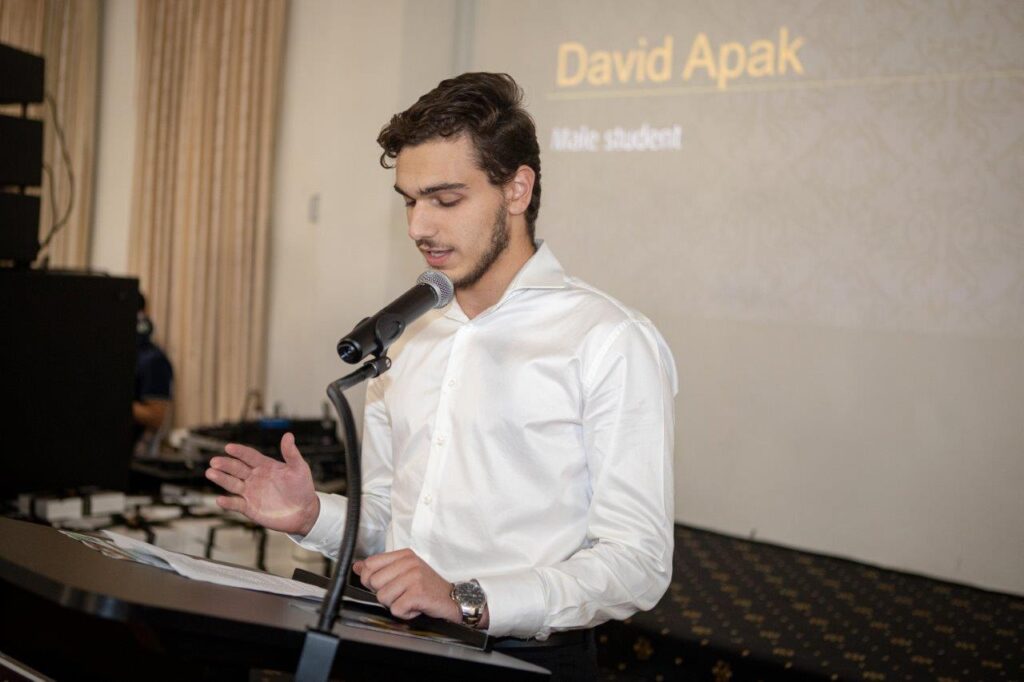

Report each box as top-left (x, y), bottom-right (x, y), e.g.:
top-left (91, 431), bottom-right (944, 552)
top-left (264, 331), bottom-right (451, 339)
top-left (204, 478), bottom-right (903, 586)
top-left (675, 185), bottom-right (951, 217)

top-left (417, 270), bottom-right (455, 308)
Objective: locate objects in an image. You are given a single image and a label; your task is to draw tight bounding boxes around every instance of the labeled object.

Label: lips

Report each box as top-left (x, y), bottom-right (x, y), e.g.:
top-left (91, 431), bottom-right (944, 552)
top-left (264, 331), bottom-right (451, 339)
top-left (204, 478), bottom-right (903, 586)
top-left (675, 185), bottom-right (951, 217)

top-left (422, 248), bottom-right (453, 267)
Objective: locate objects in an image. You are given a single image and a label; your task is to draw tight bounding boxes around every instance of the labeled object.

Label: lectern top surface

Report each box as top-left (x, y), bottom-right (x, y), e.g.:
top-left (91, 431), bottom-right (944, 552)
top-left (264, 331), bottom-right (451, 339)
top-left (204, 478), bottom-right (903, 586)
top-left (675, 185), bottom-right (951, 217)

top-left (0, 517), bottom-right (545, 677)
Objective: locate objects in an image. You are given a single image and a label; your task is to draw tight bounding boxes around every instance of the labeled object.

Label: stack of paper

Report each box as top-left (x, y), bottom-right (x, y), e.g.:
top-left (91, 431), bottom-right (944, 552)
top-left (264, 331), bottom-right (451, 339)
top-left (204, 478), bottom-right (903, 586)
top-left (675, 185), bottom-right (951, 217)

top-left (98, 530), bottom-right (327, 601)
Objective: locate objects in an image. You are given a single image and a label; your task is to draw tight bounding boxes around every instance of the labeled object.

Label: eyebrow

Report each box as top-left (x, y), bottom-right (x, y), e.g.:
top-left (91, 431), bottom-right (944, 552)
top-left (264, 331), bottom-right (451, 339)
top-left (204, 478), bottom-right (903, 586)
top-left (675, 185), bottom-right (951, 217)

top-left (393, 182), bottom-right (468, 198)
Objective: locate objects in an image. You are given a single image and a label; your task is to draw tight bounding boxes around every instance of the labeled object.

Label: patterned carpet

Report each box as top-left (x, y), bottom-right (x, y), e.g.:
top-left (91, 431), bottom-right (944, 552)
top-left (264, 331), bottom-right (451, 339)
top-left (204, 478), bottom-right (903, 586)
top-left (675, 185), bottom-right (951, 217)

top-left (596, 526), bottom-right (1023, 681)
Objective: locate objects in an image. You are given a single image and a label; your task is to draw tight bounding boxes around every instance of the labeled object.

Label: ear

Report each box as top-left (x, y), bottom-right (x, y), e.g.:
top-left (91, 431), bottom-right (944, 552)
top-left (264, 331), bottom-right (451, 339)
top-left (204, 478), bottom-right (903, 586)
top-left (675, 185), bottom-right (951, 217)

top-left (504, 165), bottom-right (535, 218)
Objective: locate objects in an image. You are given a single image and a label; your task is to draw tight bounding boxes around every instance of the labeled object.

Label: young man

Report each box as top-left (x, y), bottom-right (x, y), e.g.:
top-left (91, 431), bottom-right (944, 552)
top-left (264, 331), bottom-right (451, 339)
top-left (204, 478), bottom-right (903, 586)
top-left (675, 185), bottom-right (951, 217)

top-left (206, 73), bottom-right (677, 678)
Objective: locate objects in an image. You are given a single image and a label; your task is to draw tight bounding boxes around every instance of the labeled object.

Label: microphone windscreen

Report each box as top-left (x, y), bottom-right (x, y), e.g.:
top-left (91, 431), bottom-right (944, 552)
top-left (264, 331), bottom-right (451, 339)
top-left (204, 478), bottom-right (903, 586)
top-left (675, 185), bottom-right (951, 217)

top-left (417, 270), bottom-right (455, 308)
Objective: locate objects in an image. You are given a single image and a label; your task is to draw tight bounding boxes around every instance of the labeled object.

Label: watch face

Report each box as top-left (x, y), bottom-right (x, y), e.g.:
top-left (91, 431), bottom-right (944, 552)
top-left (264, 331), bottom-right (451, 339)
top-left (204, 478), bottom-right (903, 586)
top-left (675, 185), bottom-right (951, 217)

top-left (453, 581), bottom-right (486, 608)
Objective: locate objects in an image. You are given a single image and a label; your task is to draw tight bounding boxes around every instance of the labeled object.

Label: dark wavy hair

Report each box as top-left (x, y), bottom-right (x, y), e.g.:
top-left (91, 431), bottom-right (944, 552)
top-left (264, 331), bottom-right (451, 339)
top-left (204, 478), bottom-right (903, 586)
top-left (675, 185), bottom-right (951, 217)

top-left (377, 72), bottom-right (542, 239)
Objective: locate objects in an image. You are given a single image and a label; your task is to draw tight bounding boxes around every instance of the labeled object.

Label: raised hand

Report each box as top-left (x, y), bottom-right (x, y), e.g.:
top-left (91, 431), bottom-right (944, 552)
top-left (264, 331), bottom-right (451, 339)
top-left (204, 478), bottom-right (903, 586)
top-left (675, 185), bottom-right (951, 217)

top-left (205, 432), bottom-right (320, 536)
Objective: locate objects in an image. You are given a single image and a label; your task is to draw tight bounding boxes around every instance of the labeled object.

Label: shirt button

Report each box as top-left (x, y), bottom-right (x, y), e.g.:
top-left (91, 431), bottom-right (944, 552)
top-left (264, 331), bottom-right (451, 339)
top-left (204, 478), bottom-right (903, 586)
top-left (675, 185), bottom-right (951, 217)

top-left (447, 379), bottom-right (456, 388)
top-left (423, 494), bottom-right (433, 506)
top-left (435, 434), bottom-right (446, 446)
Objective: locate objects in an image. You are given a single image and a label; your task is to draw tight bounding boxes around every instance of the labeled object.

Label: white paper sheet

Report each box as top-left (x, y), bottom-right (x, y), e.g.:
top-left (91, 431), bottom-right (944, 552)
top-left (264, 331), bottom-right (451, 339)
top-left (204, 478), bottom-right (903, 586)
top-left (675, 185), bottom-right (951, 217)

top-left (101, 529), bottom-right (327, 601)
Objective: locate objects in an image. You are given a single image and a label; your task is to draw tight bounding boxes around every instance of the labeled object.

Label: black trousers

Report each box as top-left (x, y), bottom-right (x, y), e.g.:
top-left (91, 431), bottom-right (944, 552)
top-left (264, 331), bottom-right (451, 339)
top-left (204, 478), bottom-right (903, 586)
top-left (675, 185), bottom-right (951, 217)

top-left (496, 630), bottom-right (599, 682)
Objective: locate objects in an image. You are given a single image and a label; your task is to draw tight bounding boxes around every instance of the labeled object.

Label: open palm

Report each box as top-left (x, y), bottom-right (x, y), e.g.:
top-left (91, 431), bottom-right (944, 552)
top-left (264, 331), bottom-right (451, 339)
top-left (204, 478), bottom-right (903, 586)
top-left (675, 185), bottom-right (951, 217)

top-left (205, 432), bottom-right (320, 536)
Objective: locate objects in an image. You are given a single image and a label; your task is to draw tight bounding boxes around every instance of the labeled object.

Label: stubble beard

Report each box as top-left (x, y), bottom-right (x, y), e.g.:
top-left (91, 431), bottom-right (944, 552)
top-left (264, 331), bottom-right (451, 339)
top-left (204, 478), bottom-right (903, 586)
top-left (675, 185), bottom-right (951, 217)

top-left (452, 202), bottom-right (510, 290)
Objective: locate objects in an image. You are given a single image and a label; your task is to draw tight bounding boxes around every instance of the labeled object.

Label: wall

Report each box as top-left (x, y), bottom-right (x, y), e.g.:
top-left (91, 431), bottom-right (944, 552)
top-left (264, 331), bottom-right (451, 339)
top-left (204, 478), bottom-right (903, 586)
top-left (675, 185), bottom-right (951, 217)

top-left (263, 0), bottom-right (460, 423)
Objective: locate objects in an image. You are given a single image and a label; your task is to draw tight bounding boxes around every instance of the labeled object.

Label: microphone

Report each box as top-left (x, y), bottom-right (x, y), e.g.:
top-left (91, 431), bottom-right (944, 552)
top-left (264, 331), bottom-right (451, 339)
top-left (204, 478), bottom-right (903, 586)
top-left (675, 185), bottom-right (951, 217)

top-left (337, 271), bottom-right (454, 364)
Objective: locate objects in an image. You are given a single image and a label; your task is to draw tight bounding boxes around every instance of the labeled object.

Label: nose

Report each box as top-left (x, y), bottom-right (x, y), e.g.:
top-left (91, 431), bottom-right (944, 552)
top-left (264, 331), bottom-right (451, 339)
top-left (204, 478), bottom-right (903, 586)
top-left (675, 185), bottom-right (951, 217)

top-left (407, 204), bottom-right (438, 242)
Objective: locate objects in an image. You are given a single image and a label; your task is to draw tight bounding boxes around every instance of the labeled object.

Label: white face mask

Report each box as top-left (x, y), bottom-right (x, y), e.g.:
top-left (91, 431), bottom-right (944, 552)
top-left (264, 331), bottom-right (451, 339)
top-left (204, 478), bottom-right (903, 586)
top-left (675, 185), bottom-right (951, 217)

top-left (137, 313), bottom-right (154, 339)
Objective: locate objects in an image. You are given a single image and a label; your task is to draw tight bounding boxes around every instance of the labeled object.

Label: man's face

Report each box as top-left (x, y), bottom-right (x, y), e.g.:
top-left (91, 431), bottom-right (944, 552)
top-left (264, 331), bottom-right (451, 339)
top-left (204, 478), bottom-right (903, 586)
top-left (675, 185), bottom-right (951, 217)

top-left (394, 135), bottom-right (510, 289)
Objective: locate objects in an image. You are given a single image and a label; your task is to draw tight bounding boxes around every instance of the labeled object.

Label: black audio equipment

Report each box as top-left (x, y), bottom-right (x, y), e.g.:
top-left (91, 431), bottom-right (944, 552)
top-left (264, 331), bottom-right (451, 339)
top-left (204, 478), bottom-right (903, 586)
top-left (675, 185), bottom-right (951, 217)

top-left (0, 115), bottom-right (43, 186)
top-left (0, 193), bottom-right (39, 264)
top-left (0, 43), bottom-right (45, 104)
top-left (0, 43), bottom-right (46, 266)
top-left (0, 271), bottom-right (139, 498)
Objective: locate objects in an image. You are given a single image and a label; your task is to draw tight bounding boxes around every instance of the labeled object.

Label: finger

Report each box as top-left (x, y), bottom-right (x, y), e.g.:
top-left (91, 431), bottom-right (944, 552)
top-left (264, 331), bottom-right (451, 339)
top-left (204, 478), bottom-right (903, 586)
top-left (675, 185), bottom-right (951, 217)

top-left (363, 556), bottom-right (420, 594)
top-left (361, 548), bottom-right (414, 573)
top-left (352, 560), bottom-right (364, 575)
top-left (280, 432), bottom-right (305, 466)
top-left (388, 592), bottom-right (423, 621)
top-left (208, 456), bottom-right (251, 481)
top-left (358, 548), bottom-right (409, 589)
top-left (357, 562), bottom-right (380, 591)
top-left (205, 468), bottom-right (244, 495)
top-left (224, 442), bottom-right (272, 468)
top-left (216, 495), bottom-right (246, 513)
top-left (374, 573), bottom-right (411, 610)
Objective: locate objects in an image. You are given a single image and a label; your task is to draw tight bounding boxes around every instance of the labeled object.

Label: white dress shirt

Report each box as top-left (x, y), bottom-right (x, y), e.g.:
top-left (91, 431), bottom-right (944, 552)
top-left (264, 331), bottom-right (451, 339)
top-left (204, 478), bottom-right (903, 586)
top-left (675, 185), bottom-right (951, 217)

top-left (295, 242), bottom-right (678, 639)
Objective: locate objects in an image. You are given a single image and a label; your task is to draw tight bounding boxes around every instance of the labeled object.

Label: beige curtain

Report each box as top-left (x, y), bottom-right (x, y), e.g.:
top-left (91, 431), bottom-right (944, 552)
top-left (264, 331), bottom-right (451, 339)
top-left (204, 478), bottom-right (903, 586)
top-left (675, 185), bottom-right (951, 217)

top-left (129, 0), bottom-right (286, 427)
top-left (0, 0), bottom-right (99, 268)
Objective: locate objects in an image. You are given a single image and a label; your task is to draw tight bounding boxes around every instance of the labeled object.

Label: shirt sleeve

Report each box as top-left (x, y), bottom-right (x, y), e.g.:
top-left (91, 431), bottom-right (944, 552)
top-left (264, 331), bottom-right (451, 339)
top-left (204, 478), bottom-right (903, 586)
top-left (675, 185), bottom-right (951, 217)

top-left (290, 376), bottom-right (394, 558)
top-left (476, 318), bottom-right (678, 638)
top-left (138, 349), bottom-right (173, 401)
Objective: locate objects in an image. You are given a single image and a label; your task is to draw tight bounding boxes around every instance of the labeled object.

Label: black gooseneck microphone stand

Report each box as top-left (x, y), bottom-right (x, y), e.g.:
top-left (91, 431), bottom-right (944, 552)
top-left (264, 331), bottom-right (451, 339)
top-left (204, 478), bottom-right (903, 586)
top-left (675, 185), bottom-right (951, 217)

top-left (293, 317), bottom-right (400, 682)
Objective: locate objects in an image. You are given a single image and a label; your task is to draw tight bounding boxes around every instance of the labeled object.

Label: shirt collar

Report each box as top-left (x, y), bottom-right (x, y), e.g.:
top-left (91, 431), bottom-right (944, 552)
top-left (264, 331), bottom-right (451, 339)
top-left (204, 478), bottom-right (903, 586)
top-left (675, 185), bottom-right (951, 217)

top-left (444, 240), bottom-right (568, 321)
top-left (506, 240), bottom-right (568, 292)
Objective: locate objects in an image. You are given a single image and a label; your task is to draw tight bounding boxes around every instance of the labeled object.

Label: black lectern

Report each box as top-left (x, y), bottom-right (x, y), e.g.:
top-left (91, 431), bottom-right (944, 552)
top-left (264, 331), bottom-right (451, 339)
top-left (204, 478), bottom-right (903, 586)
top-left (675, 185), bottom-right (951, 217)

top-left (0, 518), bottom-right (546, 680)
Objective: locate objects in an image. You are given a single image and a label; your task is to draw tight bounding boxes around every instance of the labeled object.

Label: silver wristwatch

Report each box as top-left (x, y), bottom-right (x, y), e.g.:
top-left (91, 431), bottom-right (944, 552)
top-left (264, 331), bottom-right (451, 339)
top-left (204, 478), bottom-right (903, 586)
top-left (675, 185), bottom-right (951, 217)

top-left (450, 579), bottom-right (486, 627)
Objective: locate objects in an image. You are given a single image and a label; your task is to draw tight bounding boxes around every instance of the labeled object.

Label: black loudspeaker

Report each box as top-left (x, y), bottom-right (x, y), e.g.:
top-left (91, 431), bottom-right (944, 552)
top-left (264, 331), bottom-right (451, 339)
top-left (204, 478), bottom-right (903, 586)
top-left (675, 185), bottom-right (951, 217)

top-left (0, 192), bottom-right (40, 264)
top-left (0, 115), bottom-right (43, 186)
top-left (0, 43), bottom-right (45, 266)
top-left (0, 43), bottom-right (45, 104)
top-left (0, 271), bottom-right (139, 498)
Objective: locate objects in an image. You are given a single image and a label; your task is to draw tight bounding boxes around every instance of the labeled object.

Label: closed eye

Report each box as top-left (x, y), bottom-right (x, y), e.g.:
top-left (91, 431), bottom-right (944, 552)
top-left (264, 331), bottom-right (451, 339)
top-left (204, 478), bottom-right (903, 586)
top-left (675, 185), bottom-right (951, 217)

top-left (435, 195), bottom-right (461, 208)
top-left (395, 183), bottom-right (467, 209)
top-left (402, 195), bottom-right (461, 209)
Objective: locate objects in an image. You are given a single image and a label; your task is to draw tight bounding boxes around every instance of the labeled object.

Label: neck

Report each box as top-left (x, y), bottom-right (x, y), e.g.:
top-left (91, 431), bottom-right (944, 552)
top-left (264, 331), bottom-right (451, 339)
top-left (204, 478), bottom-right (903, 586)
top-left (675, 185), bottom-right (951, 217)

top-left (456, 230), bottom-right (536, 319)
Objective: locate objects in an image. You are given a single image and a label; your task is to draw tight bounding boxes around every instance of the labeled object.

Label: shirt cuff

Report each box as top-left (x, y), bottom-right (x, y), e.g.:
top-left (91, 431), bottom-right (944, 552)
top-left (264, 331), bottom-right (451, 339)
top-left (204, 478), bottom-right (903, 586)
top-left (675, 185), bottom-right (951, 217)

top-left (476, 569), bottom-right (548, 639)
top-left (287, 491), bottom-right (347, 558)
